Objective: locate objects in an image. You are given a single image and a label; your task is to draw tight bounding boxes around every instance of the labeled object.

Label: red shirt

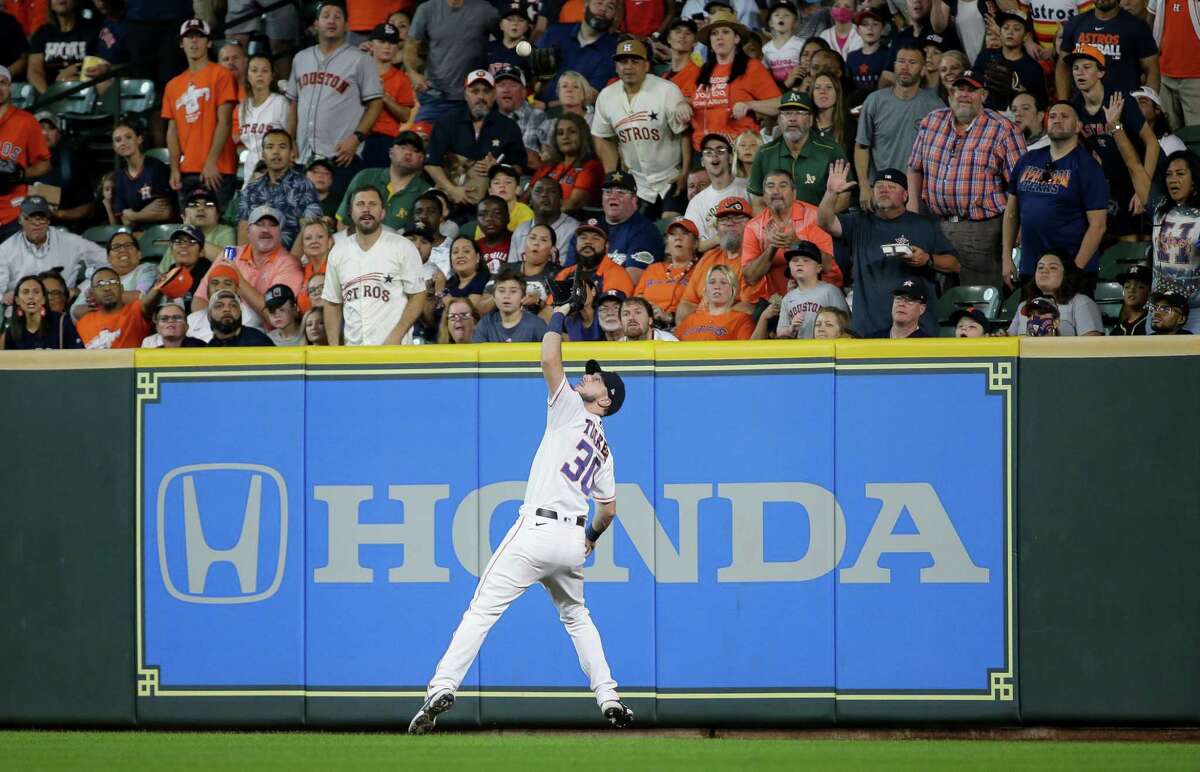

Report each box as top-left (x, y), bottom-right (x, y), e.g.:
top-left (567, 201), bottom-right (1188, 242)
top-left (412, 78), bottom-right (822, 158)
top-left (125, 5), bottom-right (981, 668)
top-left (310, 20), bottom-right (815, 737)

top-left (371, 65), bottom-right (415, 137)
top-left (623, 0), bottom-right (666, 36)
top-left (479, 235), bottom-right (512, 275)
top-left (531, 158), bottom-right (604, 208)
top-left (740, 202), bottom-right (838, 303)
top-left (0, 105), bottom-right (50, 226)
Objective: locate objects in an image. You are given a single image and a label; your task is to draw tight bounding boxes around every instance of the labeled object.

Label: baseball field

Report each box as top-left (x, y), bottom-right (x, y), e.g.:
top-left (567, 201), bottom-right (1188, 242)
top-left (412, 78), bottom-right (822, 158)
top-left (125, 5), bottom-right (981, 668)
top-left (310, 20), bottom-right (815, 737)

top-left (4, 730), bottom-right (1198, 771)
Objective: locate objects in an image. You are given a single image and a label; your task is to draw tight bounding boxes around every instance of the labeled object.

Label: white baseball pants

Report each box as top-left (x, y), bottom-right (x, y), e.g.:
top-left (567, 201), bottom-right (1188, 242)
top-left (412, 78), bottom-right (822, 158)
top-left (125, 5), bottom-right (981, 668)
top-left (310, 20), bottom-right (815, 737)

top-left (426, 512), bottom-right (620, 706)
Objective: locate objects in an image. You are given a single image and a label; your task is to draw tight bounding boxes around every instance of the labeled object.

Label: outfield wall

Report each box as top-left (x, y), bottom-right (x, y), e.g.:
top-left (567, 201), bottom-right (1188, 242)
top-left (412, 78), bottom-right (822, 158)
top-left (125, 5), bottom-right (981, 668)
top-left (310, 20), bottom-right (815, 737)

top-left (0, 338), bottom-right (1196, 728)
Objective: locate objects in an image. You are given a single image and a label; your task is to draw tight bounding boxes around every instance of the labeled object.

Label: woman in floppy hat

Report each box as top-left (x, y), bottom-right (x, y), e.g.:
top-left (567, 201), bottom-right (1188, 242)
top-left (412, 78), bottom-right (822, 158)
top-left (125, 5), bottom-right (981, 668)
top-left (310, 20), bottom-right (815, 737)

top-left (675, 8), bottom-right (781, 151)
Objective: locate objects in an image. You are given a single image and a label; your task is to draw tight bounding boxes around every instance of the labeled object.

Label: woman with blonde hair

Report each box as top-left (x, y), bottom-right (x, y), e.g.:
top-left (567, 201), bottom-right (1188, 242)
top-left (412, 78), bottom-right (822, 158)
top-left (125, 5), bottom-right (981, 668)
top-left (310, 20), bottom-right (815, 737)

top-left (555, 71), bottom-right (598, 127)
top-left (732, 130), bottom-right (762, 180)
top-left (675, 264), bottom-right (772, 341)
top-left (813, 306), bottom-right (852, 339)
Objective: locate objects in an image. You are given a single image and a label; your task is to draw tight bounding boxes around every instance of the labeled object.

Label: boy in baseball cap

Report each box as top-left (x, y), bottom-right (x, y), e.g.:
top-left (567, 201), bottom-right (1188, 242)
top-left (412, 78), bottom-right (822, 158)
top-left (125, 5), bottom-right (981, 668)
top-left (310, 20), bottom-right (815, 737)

top-left (949, 306), bottom-right (990, 337)
top-left (1112, 264), bottom-right (1152, 336)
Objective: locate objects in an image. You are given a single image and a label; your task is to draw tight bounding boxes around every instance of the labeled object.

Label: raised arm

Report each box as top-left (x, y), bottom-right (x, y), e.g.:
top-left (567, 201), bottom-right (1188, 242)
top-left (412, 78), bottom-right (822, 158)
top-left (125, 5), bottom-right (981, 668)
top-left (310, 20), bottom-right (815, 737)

top-left (1105, 92), bottom-right (1152, 205)
top-left (542, 303), bottom-right (570, 392)
top-left (819, 160), bottom-right (855, 239)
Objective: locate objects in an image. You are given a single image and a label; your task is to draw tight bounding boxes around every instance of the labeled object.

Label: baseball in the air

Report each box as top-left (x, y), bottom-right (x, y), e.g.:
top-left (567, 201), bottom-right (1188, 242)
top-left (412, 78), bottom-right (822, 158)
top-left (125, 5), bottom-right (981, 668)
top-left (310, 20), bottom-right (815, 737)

top-left (516, 41), bottom-right (533, 57)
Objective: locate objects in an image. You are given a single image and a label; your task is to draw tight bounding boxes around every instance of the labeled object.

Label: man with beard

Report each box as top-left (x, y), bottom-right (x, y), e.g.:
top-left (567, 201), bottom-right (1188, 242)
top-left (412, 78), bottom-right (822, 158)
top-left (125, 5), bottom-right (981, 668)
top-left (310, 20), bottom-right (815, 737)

top-left (619, 296), bottom-right (679, 341)
top-left (683, 134), bottom-right (749, 252)
top-left (854, 44), bottom-right (942, 210)
top-left (206, 288), bottom-right (276, 346)
top-left (1003, 100), bottom-right (1109, 290)
top-left (908, 69), bottom-right (1025, 288)
top-left (508, 177), bottom-right (579, 264)
top-left (183, 263), bottom-right (267, 342)
top-left (742, 170), bottom-right (838, 308)
top-left (493, 64), bottom-right (552, 169)
top-left (193, 206), bottom-right (304, 318)
top-left (1149, 286), bottom-right (1192, 334)
top-left (323, 185), bottom-right (426, 345)
top-left (425, 69), bottom-right (526, 209)
top-left (555, 218), bottom-right (635, 297)
top-left (676, 196), bottom-right (757, 327)
top-left (592, 36), bottom-right (690, 219)
top-left (564, 172), bottom-right (662, 284)
top-left (819, 162), bottom-right (959, 339)
top-left (76, 267), bottom-right (165, 349)
top-left (536, 0), bottom-right (620, 104)
top-left (339, 130), bottom-right (432, 234)
top-left (748, 91), bottom-right (848, 210)
top-left (405, 0), bottom-right (500, 125)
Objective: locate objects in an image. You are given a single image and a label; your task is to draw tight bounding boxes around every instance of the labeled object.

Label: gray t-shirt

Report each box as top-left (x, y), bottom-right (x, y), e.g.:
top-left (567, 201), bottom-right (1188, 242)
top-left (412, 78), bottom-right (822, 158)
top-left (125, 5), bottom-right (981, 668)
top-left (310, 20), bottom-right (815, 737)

top-left (473, 310), bottom-right (548, 342)
top-left (777, 282), bottom-right (850, 339)
top-left (268, 328), bottom-right (307, 346)
top-left (855, 87), bottom-right (944, 181)
top-left (410, 0), bottom-right (499, 100)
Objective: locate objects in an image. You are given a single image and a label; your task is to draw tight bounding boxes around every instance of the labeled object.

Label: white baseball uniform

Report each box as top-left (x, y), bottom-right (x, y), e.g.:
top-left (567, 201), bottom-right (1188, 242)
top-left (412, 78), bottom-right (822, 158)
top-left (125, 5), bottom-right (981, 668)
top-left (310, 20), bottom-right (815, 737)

top-left (286, 41), bottom-right (383, 163)
top-left (322, 230), bottom-right (425, 345)
top-left (234, 93), bottom-right (289, 189)
top-left (592, 74), bottom-right (689, 203)
top-left (426, 378), bottom-right (621, 706)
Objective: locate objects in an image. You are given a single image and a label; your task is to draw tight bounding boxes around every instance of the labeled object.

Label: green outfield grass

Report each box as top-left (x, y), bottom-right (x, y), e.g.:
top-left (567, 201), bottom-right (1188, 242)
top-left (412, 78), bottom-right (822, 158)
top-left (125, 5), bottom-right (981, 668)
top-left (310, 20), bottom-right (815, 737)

top-left (3, 731), bottom-right (1198, 771)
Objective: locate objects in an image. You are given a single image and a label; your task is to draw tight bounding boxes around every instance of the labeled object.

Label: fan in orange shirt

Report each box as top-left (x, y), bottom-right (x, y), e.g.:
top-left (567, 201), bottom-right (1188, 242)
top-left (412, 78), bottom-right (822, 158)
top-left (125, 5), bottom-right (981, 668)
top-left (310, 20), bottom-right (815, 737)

top-left (634, 217), bottom-right (700, 327)
top-left (675, 9), bottom-right (782, 151)
top-left (76, 267), bottom-right (168, 349)
top-left (676, 263), bottom-right (773, 341)
top-left (675, 196), bottom-right (757, 327)
top-left (554, 218), bottom-right (635, 297)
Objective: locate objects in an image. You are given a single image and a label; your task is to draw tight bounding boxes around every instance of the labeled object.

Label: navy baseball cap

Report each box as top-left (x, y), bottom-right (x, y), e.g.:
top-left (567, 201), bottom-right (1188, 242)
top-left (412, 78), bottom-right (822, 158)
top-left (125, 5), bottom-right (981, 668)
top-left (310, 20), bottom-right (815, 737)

top-left (392, 130), bottom-right (425, 152)
top-left (404, 222), bottom-right (435, 240)
top-left (594, 288), bottom-right (627, 309)
top-left (1115, 263), bottom-right (1152, 286)
top-left (601, 170), bottom-right (637, 192)
top-left (1023, 296), bottom-right (1060, 317)
top-left (576, 217), bottom-right (608, 239)
top-left (264, 283), bottom-right (297, 310)
top-left (585, 359), bottom-right (626, 416)
top-left (500, 1), bottom-right (529, 19)
top-left (306, 156), bottom-right (336, 173)
top-left (169, 223), bottom-right (206, 247)
top-left (667, 17), bottom-right (699, 35)
top-left (1151, 287), bottom-right (1190, 316)
top-left (493, 63), bottom-right (526, 86)
top-left (893, 278), bottom-right (928, 303)
top-left (875, 168), bottom-right (907, 187)
top-left (949, 306), bottom-right (990, 331)
top-left (784, 241), bottom-right (822, 263)
top-left (369, 22), bottom-right (400, 43)
top-left (20, 195), bottom-right (50, 217)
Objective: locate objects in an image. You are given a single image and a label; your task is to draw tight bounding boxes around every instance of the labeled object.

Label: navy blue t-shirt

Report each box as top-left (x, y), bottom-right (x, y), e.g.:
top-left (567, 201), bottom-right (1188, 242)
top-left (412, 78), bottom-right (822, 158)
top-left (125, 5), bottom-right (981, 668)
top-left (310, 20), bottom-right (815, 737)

top-left (425, 107), bottom-right (527, 172)
top-left (1060, 10), bottom-right (1157, 95)
top-left (1010, 144), bottom-right (1110, 275)
top-left (562, 211), bottom-right (664, 270)
top-left (125, 0), bottom-right (193, 22)
top-left (114, 155), bottom-right (173, 214)
top-left (535, 23), bottom-right (618, 103)
top-left (1071, 84), bottom-right (1146, 189)
top-left (848, 47), bottom-right (889, 93)
top-left (973, 49), bottom-right (1048, 111)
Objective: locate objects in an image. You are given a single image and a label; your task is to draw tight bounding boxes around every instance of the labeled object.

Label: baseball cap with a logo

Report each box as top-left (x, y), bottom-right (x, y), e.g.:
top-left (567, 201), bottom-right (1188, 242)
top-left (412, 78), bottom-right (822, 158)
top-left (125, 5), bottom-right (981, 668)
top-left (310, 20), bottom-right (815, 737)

top-left (585, 358), bottom-right (626, 416)
top-left (779, 90), bottom-right (814, 111)
top-left (784, 241), bottom-right (822, 263)
top-left (1115, 263), bottom-right (1152, 286)
top-left (576, 218), bottom-right (608, 238)
top-left (20, 195), bottom-right (51, 217)
top-left (493, 63), bottom-right (526, 86)
top-left (465, 69), bottom-right (495, 88)
top-left (369, 22), bottom-right (400, 43)
top-left (613, 37), bottom-right (649, 60)
top-left (1022, 296), bottom-right (1060, 317)
top-left (715, 196), bottom-right (752, 218)
top-left (179, 18), bottom-right (211, 37)
top-left (594, 288), bottom-right (627, 309)
top-left (666, 217), bottom-right (699, 238)
top-left (264, 284), bottom-right (297, 311)
top-left (1151, 287), bottom-right (1190, 316)
top-left (602, 170), bottom-right (637, 192)
top-left (949, 306), bottom-right (990, 331)
top-left (952, 69), bottom-right (986, 89)
top-left (893, 279), bottom-right (928, 303)
top-left (874, 168), bottom-right (907, 187)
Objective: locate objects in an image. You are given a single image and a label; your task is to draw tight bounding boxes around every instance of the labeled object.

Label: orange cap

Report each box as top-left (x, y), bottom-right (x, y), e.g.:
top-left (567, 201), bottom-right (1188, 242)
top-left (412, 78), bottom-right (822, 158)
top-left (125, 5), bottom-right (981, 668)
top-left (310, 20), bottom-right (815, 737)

top-left (208, 263), bottom-right (241, 288)
top-left (1065, 44), bottom-right (1106, 69)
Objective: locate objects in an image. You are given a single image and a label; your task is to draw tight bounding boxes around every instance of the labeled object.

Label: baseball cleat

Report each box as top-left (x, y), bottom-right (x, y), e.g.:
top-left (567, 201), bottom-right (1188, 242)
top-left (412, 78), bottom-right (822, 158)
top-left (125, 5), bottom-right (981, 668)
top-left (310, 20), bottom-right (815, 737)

top-left (602, 700), bottom-right (634, 728)
top-left (408, 690), bottom-right (455, 735)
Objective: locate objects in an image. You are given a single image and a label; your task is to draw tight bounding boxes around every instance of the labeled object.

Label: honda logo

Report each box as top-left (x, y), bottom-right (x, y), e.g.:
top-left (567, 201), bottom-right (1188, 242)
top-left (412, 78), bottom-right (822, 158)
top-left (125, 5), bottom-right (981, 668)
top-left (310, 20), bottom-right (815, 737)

top-left (156, 464), bottom-right (288, 604)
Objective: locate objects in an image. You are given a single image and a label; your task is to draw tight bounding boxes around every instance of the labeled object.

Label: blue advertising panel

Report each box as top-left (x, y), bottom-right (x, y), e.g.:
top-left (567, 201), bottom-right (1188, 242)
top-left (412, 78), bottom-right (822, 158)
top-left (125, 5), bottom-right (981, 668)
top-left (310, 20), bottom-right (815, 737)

top-left (652, 343), bottom-right (838, 723)
top-left (475, 344), bottom-right (656, 724)
top-left (833, 342), bottom-right (1016, 719)
top-left (136, 350), bottom-right (306, 721)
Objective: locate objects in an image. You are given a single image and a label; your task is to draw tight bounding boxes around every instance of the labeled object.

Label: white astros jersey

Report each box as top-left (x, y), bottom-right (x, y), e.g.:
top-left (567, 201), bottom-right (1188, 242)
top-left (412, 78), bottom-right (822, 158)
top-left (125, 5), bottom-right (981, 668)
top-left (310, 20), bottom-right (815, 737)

top-left (286, 41), bottom-right (383, 162)
top-left (234, 93), bottom-right (289, 188)
top-left (592, 74), bottom-right (689, 201)
top-left (522, 379), bottom-right (617, 518)
top-left (322, 231), bottom-right (424, 345)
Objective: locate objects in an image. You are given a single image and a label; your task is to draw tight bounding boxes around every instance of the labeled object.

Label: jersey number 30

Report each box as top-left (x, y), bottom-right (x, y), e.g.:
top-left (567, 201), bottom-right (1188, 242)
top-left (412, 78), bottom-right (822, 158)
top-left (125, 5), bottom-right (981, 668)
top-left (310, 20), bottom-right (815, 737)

top-left (561, 440), bottom-right (601, 495)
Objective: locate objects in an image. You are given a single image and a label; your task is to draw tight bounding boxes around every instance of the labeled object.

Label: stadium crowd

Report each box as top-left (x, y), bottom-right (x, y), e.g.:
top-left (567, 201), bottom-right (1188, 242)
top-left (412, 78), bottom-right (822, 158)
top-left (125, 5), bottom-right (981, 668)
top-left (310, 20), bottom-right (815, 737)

top-left (0, 0), bottom-right (1197, 349)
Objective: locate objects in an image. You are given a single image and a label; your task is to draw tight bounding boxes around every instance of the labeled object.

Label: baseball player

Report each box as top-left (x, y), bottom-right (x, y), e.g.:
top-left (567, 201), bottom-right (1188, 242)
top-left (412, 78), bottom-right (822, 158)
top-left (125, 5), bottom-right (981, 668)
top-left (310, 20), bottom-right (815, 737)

top-left (409, 311), bottom-right (633, 734)
top-left (286, 1), bottom-right (383, 187)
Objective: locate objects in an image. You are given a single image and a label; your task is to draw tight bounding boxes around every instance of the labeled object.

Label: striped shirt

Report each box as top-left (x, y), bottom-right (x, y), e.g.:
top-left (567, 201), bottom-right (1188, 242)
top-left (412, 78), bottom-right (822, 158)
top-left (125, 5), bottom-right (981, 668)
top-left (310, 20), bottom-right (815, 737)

top-left (908, 108), bottom-right (1026, 220)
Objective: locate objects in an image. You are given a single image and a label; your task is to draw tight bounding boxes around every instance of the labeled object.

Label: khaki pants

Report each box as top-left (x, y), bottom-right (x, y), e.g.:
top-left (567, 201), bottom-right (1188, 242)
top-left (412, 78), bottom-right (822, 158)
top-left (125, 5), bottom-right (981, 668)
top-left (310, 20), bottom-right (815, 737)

top-left (1159, 75), bottom-right (1200, 133)
top-left (940, 217), bottom-right (1003, 289)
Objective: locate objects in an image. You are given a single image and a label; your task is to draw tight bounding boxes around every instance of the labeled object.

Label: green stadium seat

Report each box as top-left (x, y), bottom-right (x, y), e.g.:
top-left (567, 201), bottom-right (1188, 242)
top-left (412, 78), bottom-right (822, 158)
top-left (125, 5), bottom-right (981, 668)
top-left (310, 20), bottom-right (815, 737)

top-left (33, 81), bottom-right (96, 117)
top-left (1098, 241), bottom-right (1148, 281)
top-left (1176, 124), bottom-right (1200, 157)
top-left (94, 78), bottom-right (157, 118)
top-left (11, 82), bottom-right (34, 109)
top-left (1093, 281), bottom-right (1125, 325)
top-left (995, 288), bottom-right (1023, 327)
top-left (936, 285), bottom-right (1002, 324)
top-left (139, 223), bottom-right (183, 261)
top-left (145, 147), bottom-right (171, 165)
top-left (82, 225), bottom-right (124, 246)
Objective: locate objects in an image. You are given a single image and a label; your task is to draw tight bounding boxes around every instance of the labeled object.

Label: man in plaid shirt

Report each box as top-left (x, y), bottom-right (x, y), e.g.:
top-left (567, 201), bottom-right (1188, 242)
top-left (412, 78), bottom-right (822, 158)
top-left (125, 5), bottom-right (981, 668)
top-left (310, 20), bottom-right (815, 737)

top-left (906, 69), bottom-right (1026, 288)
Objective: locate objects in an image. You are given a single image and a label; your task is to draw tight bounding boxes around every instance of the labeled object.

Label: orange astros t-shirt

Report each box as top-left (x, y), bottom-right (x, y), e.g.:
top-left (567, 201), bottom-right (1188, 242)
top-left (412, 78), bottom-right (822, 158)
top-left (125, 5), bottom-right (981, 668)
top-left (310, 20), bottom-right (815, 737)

top-left (677, 59), bottom-right (781, 150)
top-left (0, 105), bottom-right (51, 226)
top-left (676, 309), bottom-right (755, 341)
top-left (77, 302), bottom-right (151, 349)
top-left (682, 247), bottom-right (743, 308)
top-left (372, 66), bottom-right (416, 137)
top-left (634, 259), bottom-right (698, 315)
top-left (162, 62), bottom-right (239, 175)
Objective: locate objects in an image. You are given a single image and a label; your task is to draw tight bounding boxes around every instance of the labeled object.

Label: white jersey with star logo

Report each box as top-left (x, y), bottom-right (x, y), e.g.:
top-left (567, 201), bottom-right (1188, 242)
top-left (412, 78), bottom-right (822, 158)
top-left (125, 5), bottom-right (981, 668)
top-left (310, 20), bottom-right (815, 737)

top-left (322, 230), bottom-right (425, 345)
top-left (592, 74), bottom-right (689, 202)
top-left (521, 378), bottom-right (617, 519)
